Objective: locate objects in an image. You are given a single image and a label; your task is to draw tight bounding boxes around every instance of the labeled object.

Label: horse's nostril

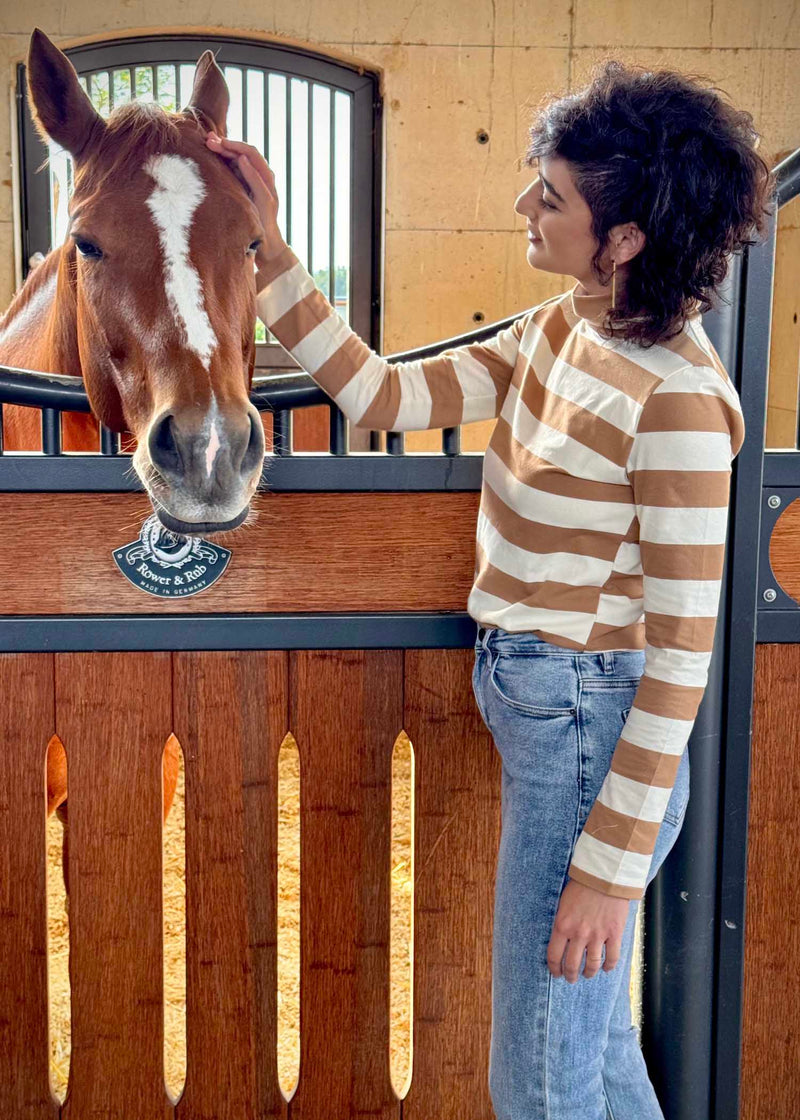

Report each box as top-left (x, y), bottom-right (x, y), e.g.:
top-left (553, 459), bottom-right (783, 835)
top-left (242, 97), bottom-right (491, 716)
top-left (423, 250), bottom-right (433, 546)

top-left (148, 413), bottom-right (182, 476)
top-left (239, 412), bottom-right (265, 477)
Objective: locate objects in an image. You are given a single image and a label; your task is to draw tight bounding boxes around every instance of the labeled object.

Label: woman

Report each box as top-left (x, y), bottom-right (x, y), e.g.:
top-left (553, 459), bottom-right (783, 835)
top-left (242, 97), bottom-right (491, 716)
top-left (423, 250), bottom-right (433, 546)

top-left (207, 59), bottom-right (773, 1120)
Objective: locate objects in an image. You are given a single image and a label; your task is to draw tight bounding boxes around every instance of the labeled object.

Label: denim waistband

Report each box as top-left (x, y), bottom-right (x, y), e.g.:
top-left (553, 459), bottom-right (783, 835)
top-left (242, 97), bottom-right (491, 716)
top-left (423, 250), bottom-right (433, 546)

top-left (475, 623), bottom-right (646, 678)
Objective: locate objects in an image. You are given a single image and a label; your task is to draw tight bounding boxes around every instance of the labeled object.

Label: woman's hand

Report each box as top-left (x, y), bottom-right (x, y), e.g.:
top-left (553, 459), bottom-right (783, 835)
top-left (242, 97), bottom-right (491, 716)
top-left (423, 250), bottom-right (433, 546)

top-left (205, 131), bottom-right (286, 265)
top-left (548, 878), bottom-right (631, 981)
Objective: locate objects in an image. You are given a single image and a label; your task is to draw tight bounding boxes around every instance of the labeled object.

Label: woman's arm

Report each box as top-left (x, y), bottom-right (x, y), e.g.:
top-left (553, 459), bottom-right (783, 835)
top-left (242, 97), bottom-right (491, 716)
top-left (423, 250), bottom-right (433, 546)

top-left (207, 132), bottom-right (530, 432)
top-left (567, 364), bottom-right (746, 900)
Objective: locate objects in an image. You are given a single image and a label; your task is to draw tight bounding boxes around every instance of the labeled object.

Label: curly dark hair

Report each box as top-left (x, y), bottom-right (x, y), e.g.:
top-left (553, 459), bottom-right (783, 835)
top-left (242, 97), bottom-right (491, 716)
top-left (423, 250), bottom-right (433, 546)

top-left (525, 59), bottom-right (778, 347)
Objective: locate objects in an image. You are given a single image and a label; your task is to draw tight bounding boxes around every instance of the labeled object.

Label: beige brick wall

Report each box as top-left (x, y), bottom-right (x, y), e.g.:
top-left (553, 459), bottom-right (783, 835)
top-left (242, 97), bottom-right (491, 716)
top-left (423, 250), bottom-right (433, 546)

top-left (1, 3), bottom-right (798, 449)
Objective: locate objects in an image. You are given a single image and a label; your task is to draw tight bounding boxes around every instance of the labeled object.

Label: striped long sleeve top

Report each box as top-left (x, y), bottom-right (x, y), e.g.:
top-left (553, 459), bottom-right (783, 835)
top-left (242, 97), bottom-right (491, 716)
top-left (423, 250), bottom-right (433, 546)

top-left (255, 245), bottom-right (745, 901)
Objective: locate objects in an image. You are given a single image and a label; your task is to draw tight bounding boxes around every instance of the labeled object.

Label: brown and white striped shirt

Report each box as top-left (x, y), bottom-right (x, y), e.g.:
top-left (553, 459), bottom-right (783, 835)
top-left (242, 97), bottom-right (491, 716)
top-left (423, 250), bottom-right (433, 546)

top-left (255, 245), bottom-right (745, 901)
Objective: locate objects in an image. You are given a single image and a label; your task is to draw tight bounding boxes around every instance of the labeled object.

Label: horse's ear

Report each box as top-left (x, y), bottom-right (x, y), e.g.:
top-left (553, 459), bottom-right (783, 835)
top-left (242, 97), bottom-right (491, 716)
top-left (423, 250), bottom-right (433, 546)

top-left (26, 29), bottom-right (105, 162)
top-left (182, 50), bottom-right (229, 137)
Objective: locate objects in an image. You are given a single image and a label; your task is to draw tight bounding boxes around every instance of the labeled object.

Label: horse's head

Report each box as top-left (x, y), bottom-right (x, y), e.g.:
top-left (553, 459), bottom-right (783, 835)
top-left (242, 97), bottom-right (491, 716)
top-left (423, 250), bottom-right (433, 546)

top-left (26, 29), bottom-right (265, 534)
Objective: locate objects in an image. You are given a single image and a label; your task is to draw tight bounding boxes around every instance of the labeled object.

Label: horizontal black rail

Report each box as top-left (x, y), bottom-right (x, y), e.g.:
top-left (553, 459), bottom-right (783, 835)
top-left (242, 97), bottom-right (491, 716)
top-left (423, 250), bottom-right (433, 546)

top-left (0, 306), bottom-right (529, 414)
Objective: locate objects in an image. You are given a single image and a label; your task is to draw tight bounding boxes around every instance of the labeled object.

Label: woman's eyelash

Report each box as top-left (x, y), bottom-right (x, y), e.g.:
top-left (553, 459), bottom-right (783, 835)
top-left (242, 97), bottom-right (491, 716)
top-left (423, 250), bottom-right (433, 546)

top-left (542, 197), bottom-right (557, 210)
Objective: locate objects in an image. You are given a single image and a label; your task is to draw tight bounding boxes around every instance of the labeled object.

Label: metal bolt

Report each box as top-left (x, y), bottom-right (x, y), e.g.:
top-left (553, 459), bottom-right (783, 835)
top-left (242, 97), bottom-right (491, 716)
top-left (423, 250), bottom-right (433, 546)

top-left (767, 494), bottom-right (781, 509)
top-left (763, 588), bottom-right (777, 602)
top-left (476, 129), bottom-right (490, 145)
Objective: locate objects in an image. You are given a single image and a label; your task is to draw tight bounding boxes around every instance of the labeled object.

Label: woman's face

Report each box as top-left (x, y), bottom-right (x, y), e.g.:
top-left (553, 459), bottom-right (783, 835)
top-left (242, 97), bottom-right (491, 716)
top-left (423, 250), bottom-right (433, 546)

top-left (515, 155), bottom-right (642, 293)
top-left (514, 155), bottom-right (603, 288)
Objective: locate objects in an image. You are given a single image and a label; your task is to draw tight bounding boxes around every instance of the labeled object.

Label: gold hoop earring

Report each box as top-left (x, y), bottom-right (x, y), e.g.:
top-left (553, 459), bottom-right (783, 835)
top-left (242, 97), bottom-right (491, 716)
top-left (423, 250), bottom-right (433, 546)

top-left (611, 259), bottom-right (617, 311)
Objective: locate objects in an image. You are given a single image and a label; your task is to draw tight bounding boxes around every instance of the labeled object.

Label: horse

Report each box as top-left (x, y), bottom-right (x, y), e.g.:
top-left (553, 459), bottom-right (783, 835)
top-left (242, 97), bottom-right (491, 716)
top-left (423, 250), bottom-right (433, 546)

top-left (0, 29), bottom-right (267, 870)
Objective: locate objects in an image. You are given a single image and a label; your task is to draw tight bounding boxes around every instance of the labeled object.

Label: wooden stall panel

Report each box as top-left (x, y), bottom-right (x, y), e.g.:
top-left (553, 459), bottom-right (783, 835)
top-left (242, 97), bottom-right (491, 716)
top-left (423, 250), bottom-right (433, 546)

top-left (0, 492), bottom-right (479, 615)
top-left (174, 651), bottom-right (288, 1120)
top-left (56, 652), bottom-right (173, 1120)
top-left (402, 649), bottom-right (501, 1120)
top-left (741, 643), bottom-right (800, 1120)
top-left (289, 650), bottom-right (401, 1120)
top-left (0, 653), bottom-right (59, 1119)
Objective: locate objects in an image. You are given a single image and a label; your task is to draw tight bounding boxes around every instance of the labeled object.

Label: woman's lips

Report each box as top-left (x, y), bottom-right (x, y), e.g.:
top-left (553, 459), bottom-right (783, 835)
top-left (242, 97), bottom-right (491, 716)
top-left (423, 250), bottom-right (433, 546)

top-left (528, 230), bottom-right (541, 242)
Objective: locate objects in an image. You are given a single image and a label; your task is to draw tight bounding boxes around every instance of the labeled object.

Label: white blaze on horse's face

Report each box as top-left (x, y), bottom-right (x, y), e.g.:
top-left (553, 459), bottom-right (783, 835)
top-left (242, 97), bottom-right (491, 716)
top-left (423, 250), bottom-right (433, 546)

top-left (143, 153), bottom-right (218, 371)
top-left (204, 393), bottom-right (222, 478)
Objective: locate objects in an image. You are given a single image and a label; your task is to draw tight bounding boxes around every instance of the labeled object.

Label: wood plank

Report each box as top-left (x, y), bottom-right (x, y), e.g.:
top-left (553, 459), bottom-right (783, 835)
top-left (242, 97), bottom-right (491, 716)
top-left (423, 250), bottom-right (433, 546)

top-left (402, 649), bottom-right (500, 1120)
top-left (57, 652), bottom-right (173, 1120)
top-left (174, 652), bottom-right (288, 1120)
top-left (741, 643), bottom-right (800, 1120)
top-left (0, 492), bottom-right (478, 615)
top-left (0, 653), bottom-right (59, 1118)
top-left (288, 650), bottom-right (401, 1120)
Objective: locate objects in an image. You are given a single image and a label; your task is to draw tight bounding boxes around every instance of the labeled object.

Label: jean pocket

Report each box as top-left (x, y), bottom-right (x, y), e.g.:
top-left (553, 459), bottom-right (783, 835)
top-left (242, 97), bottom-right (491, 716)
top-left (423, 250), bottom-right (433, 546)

top-left (472, 651), bottom-right (491, 727)
top-left (487, 650), bottom-right (576, 716)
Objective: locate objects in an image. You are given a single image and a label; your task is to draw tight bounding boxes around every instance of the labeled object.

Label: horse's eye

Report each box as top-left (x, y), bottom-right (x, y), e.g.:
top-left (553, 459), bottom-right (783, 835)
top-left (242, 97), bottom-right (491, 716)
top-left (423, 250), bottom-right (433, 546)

top-left (246, 239), bottom-right (262, 256)
top-left (74, 237), bottom-right (102, 259)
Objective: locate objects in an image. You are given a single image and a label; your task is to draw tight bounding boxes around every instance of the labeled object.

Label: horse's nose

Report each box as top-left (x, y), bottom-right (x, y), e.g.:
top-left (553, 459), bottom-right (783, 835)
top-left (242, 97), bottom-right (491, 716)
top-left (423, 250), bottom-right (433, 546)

top-left (148, 406), bottom-right (264, 488)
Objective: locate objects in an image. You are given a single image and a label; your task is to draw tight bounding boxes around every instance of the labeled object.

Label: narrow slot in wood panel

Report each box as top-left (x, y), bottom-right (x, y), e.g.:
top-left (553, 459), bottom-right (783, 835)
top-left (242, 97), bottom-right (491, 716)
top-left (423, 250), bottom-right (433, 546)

top-left (163, 735), bottom-right (186, 1105)
top-left (288, 649), bottom-right (401, 1120)
top-left (174, 651), bottom-right (288, 1120)
top-left (45, 734), bottom-right (71, 1103)
top-left (277, 732), bottom-right (301, 1099)
top-left (56, 652), bottom-right (173, 1120)
top-left (390, 731), bottom-right (414, 1100)
top-left (0, 653), bottom-right (58, 1118)
top-left (402, 648), bottom-right (501, 1120)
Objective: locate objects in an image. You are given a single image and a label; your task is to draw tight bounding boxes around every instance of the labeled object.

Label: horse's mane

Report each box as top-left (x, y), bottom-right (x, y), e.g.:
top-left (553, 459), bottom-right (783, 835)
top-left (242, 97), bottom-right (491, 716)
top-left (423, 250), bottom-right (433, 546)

top-left (0, 242), bottom-right (62, 331)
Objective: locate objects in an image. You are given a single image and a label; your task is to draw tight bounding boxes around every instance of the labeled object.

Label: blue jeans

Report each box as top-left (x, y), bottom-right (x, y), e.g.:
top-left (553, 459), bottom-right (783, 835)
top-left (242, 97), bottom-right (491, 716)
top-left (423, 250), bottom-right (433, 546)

top-left (471, 624), bottom-right (690, 1120)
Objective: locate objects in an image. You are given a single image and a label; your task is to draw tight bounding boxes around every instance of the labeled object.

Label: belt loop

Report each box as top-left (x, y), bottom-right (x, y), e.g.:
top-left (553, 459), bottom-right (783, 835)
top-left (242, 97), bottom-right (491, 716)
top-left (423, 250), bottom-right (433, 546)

top-left (478, 625), bottom-right (491, 651)
top-left (601, 651), bottom-right (614, 674)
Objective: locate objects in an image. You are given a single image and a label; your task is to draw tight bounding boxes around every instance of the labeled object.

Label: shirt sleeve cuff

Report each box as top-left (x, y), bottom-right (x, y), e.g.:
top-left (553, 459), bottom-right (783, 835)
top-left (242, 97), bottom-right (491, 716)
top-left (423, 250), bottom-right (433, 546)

top-left (567, 866), bottom-right (645, 901)
top-left (254, 244), bottom-right (299, 295)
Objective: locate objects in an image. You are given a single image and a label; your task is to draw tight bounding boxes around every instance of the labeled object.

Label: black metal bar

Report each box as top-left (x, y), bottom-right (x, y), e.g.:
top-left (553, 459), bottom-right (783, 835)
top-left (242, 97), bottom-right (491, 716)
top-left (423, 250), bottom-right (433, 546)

top-left (307, 80), bottom-right (313, 273)
top-left (0, 611), bottom-right (478, 653)
top-left (0, 453), bottom-right (484, 491)
top-left (329, 405), bottom-right (347, 455)
top-left (108, 68), bottom-right (114, 112)
top-left (99, 425), bottom-right (120, 455)
top-left (16, 63), bottom-right (51, 272)
top-left (442, 426), bottom-right (461, 455)
top-left (386, 432), bottom-right (405, 455)
top-left (711, 212), bottom-right (778, 1120)
top-left (757, 609), bottom-right (800, 641)
top-left (271, 410), bottom-right (292, 456)
top-left (66, 34), bottom-right (378, 94)
top-left (40, 409), bottom-right (61, 456)
top-left (152, 64), bottom-right (158, 104)
top-left (0, 296), bottom-right (534, 415)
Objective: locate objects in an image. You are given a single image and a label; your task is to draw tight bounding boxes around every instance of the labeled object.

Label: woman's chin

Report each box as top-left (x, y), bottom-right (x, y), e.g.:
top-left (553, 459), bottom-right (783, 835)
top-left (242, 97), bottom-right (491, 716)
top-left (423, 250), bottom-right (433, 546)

top-left (526, 241), bottom-right (550, 269)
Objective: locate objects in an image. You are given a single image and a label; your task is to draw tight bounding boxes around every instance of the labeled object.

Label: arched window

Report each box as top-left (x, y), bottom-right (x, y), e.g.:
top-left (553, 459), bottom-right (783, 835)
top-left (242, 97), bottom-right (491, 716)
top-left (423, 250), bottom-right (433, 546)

top-left (16, 34), bottom-right (381, 364)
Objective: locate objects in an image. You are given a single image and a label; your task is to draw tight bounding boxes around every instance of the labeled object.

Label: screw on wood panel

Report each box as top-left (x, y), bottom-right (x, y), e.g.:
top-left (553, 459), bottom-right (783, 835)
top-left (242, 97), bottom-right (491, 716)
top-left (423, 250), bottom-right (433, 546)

top-left (472, 311), bottom-right (485, 323)
top-left (476, 129), bottom-right (490, 144)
